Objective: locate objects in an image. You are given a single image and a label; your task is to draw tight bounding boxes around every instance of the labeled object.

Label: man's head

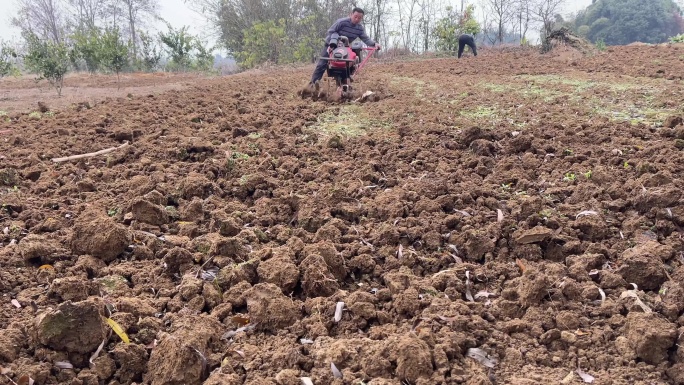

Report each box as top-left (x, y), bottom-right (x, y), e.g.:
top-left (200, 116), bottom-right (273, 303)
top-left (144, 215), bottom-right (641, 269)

top-left (350, 7), bottom-right (364, 24)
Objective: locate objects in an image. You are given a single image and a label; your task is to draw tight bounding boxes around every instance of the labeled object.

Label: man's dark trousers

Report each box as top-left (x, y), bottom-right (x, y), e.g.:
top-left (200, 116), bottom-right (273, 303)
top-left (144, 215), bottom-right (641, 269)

top-left (311, 46), bottom-right (330, 83)
top-left (458, 34), bottom-right (477, 58)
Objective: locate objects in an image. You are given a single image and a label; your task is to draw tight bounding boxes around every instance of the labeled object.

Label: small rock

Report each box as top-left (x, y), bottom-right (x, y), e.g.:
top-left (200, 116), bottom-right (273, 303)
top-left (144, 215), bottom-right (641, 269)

top-left (560, 330), bottom-right (577, 344)
top-left (18, 234), bottom-right (64, 264)
top-left (625, 312), bottom-right (676, 365)
top-left (664, 116), bottom-right (683, 128)
top-left (34, 300), bottom-right (107, 353)
top-left (614, 336), bottom-right (637, 360)
top-left (70, 214), bottom-right (131, 262)
top-left (257, 256), bottom-right (300, 293)
top-left (514, 226), bottom-right (553, 244)
top-left (243, 283), bottom-right (300, 332)
top-left (131, 198), bottom-right (169, 226)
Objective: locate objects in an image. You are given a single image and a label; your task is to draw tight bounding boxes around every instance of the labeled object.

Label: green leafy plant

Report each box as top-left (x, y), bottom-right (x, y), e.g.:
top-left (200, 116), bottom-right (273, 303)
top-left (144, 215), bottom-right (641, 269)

top-left (563, 172), bottom-right (577, 182)
top-left (434, 5), bottom-right (481, 53)
top-left (138, 30), bottom-right (162, 71)
top-left (595, 38), bottom-right (606, 51)
top-left (100, 27), bottom-right (130, 88)
top-left (70, 28), bottom-right (102, 72)
top-left (0, 41), bottom-right (18, 77)
top-left (583, 170), bottom-right (593, 179)
top-left (159, 23), bottom-right (194, 71)
top-left (236, 19), bottom-right (287, 69)
top-left (23, 32), bottom-right (70, 96)
top-left (193, 38), bottom-right (215, 72)
top-left (670, 34), bottom-right (684, 43)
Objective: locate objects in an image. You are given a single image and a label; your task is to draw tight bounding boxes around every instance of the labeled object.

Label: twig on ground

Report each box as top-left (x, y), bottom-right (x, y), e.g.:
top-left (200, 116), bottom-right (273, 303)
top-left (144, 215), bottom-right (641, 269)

top-left (52, 142), bottom-right (129, 163)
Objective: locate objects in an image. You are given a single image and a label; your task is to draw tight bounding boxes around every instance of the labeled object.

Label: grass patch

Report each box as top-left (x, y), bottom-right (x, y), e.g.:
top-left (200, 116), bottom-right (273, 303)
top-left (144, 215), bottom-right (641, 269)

top-left (516, 74), bottom-right (596, 92)
top-left (311, 105), bottom-right (389, 137)
top-left (460, 106), bottom-right (498, 119)
top-left (390, 76), bottom-right (435, 97)
top-left (477, 82), bottom-right (512, 93)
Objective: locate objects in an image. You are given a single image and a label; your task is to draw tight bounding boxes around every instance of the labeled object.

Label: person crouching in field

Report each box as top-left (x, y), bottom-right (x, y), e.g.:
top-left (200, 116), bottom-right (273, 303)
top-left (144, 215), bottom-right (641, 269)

top-left (458, 34), bottom-right (477, 58)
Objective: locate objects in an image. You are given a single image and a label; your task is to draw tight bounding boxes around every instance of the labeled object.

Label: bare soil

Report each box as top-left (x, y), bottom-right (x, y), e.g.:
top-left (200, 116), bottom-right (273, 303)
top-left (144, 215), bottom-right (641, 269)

top-left (2, 44), bottom-right (684, 385)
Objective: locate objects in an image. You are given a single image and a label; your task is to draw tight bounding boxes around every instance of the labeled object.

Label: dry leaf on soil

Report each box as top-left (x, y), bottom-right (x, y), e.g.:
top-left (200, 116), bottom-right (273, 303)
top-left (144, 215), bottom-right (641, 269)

top-left (105, 317), bottom-right (130, 343)
top-left (231, 315), bottom-right (250, 326)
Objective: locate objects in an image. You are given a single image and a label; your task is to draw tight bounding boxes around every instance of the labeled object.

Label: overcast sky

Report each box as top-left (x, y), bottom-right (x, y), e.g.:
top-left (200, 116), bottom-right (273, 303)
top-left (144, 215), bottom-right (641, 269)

top-left (0, 0), bottom-right (207, 42)
top-left (0, 0), bottom-right (595, 43)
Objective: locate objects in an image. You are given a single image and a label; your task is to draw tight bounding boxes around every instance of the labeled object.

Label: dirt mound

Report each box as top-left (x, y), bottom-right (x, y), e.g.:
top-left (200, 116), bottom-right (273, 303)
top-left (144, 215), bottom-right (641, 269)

top-left (542, 27), bottom-right (596, 55)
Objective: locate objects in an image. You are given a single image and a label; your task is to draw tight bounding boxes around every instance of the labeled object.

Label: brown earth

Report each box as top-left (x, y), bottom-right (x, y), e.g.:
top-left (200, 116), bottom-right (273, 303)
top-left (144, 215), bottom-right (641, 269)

top-left (2, 44), bottom-right (684, 385)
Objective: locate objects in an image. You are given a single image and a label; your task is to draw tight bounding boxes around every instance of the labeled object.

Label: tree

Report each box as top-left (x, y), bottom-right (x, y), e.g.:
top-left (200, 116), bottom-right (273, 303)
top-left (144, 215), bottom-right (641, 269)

top-left (193, 39), bottom-right (215, 71)
top-left (0, 42), bottom-right (19, 78)
top-left (65, 0), bottom-right (105, 30)
top-left (23, 32), bottom-right (71, 96)
top-left (183, 0), bottom-right (347, 59)
top-left (514, 0), bottom-right (533, 43)
top-left (434, 5), bottom-right (481, 52)
top-left (100, 27), bottom-right (130, 87)
top-left (159, 23), bottom-right (194, 70)
top-left (236, 19), bottom-right (287, 68)
top-left (120, 0), bottom-right (160, 60)
top-left (12, 0), bottom-right (67, 43)
top-left (571, 0), bottom-right (684, 44)
top-left (396, 0), bottom-right (420, 50)
top-left (484, 0), bottom-right (516, 43)
top-left (138, 30), bottom-right (162, 71)
top-left (70, 28), bottom-right (103, 72)
top-left (533, 0), bottom-right (566, 39)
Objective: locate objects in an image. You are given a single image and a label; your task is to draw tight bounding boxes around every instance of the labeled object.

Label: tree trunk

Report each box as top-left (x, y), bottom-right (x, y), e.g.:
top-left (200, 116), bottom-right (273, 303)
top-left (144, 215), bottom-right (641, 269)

top-left (128, 4), bottom-right (137, 60)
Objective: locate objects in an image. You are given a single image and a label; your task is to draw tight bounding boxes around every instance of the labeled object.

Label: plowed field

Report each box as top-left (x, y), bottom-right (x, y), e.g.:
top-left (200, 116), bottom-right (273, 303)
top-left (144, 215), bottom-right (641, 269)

top-left (2, 44), bottom-right (684, 385)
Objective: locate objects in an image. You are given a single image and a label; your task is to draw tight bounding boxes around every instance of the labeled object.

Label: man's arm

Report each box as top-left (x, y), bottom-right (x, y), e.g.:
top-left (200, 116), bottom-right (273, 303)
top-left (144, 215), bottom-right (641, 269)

top-left (326, 19), bottom-right (343, 39)
top-left (359, 27), bottom-right (376, 47)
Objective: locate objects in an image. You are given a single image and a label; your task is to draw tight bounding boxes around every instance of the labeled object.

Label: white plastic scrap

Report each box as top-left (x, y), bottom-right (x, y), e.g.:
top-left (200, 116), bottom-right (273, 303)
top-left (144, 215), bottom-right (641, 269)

top-left (465, 271), bottom-right (474, 302)
top-left (497, 209), bottom-right (504, 222)
top-left (300, 378), bottom-right (314, 385)
top-left (466, 348), bottom-right (498, 368)
top-left (334, 302), bottom-right (345, 323)
top-left (598, 288), bottom-right (606, 304)
top-left (221, 323), bottom-right (257, 340)
top-left (619, 284), bottom-right (652, 313)
top-left (331, 362), bottom-right (343, 379)
top-left (200, 267), bottom-right (219, 281)
top-left (54, 361), bottom-right (74, 369)
top-left (475, 291), bottom-right (496, 299)
top-left (10, 299), bottom-right (21, 308)
top-left (89, 339), bottom-right (106, 364)
top-left (300, 338), bottom-right (314, 345)
top-left (561, 371), bottom-right (574, 384)
top-left (576, 368), bottom-right (595, 383)
top-left (576, 210), bottom-right (598, 219)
